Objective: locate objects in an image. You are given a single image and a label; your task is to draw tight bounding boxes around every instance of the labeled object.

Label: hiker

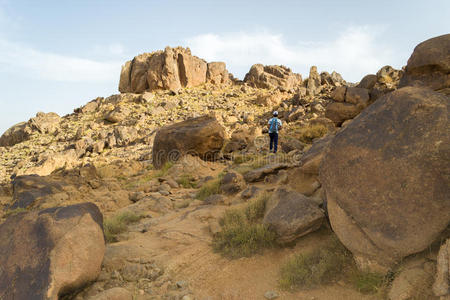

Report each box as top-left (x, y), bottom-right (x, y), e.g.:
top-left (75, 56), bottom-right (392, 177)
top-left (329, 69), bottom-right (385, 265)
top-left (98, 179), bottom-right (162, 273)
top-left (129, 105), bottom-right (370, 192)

top-left (268, 111), bottom-right (282, 153)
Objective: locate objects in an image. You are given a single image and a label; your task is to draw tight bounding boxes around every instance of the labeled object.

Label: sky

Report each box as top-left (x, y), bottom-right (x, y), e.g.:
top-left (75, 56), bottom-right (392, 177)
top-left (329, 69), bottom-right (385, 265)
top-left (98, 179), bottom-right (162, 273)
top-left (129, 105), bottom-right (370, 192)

top-left (0, 0), bottom-right (449, 134)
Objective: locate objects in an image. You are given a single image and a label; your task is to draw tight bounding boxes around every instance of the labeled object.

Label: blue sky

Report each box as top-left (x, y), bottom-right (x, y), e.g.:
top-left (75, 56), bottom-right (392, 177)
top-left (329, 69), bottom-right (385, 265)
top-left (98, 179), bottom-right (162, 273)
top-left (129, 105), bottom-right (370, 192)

top-left (0, 0), bottom-right (449, 134)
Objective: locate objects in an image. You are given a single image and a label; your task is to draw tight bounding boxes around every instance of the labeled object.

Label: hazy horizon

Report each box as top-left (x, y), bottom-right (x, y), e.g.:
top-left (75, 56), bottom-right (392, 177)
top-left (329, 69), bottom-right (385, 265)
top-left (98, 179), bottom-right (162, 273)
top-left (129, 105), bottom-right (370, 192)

top-left (1, 0), bottom-right (449, 133)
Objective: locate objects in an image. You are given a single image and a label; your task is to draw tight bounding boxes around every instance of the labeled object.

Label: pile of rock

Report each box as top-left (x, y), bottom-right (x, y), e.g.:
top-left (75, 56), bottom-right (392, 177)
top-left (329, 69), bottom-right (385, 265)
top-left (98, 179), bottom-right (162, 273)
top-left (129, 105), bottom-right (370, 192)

top-left (119, 46), bottom-right (231, 93)
top-left (0, 112), bottom-right (61, 147)
top-left (325, 65), bottom-right (403, 126)
top-left (243, 64), bottom-right (302, 90)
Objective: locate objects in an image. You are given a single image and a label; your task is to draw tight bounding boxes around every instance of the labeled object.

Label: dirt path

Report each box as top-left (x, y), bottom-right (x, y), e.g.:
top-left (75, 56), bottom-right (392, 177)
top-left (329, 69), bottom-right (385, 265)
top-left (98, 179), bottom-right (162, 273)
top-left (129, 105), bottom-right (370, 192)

top-left (114, 203), bottom-right (378, 300)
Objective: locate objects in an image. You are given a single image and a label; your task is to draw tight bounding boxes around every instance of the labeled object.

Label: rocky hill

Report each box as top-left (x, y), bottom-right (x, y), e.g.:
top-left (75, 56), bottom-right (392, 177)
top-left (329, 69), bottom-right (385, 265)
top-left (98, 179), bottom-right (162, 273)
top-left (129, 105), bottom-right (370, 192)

top-left (0, 35), bottom-right (448, 300)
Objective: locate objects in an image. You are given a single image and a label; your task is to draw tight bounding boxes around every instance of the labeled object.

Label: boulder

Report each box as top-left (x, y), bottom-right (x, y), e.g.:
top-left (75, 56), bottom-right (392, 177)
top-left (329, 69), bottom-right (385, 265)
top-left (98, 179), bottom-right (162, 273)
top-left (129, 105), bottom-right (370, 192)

top-left (357, 74), bottom-right (377, 90)
top-left (399, 34), bottom-right (450, 93)
top-left (255, 90), bottom-right (288, 107)
top-left (10, 175), bottom-right (65, 210)
top-left (223, 125), bottom-right (261, 153)
top-left (244, 64), bottom-right (302, 90)
top-left (0, 121), bottom-right (32, 147)
top-left (152, 116), bottom-right (225, 169)
top-left (114, 126), bottom-right (139, 146)
top-left (244, 163), bottom-right (290, 183)
top-left (345, 87), bottom-right (370, 109)
top-left (104, 106), bottom-right (130, 123)
top-left (0, 203), bottom-right (105, 300)
top-left (388, 259), bottom-right (435, 300)
top-left (330, 86), bottom-right (347, 102)
top-left (324, 102), bottom-right (360, 126)
top-left (263, 188), bottom-right (324, 244)
top-left (376, 65), bottom-right (402, 86)
top-left (320, 86), bottom-right (450, 272)
top-left (433, 239), bottom-right (450, 297)
top-left (206, 62), bottom-right (229, 84)
top-left (17, 149), bottom-right (77, 177)
top-left (119, 47), bottom-right (210, 93)
top-left (220, 171), bottom-right (245, 195)
top-left (29, 112), bottom-right (61, 134)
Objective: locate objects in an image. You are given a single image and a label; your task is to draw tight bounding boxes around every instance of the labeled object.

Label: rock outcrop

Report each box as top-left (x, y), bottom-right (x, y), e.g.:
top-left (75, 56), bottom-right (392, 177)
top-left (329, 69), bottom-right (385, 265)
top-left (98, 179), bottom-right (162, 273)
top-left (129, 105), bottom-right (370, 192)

top-left (0, 112), bottom-right (61, 147)
top-left (119, 47), bottom-right (230, 93)
top-left (320, 86), bottom-right (450, 272)
top-left (399, 34), bottom-right (450, 94)
top-left (0, 202), bottom-right (105, 300)
top-left (244, 64), bottom-right (302, 90)
top-left (152, 115), bottom-right (225, 168)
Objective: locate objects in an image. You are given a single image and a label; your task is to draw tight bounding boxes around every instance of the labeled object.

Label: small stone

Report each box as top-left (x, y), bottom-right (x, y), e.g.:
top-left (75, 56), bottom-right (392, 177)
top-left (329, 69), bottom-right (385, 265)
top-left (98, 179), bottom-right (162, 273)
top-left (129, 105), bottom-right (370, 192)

top-left (176, 280), bottom-right (188, 289)
top-left (264, 290), bottom-right (279, 299)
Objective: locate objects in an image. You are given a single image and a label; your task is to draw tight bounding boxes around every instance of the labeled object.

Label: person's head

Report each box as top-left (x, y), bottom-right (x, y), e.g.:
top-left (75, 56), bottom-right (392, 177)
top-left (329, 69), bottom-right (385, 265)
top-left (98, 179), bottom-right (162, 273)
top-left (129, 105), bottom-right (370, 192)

top-left (273, 111), bottom-right (278, 117)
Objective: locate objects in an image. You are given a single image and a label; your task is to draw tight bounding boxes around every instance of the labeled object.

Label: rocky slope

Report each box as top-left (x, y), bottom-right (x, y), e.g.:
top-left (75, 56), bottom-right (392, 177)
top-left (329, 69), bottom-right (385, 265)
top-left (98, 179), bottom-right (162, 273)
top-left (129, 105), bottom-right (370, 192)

top-left (0, 35), bottom-right (448, 300)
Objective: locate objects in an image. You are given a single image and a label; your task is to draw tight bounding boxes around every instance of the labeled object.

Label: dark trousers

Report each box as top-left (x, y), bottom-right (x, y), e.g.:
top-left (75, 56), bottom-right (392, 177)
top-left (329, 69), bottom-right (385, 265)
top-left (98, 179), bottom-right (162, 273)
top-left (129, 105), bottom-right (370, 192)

top-left (269, 132), bottom-right (278, 153)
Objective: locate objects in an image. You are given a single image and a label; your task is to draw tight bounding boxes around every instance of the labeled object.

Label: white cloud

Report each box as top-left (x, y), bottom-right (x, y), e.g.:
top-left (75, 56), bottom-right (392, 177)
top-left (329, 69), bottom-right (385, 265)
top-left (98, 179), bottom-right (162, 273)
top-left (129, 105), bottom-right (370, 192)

top-left (0, 39), bottom-right (122, 82)
top-left (186, 26), bottom-right (397, 82)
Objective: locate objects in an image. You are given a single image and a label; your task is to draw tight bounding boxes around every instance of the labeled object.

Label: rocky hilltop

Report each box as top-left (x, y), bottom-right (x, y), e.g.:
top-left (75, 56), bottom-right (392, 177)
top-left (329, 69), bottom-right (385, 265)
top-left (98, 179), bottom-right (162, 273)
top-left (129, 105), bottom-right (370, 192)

top-left (0, 35), bottom-right (448, 300)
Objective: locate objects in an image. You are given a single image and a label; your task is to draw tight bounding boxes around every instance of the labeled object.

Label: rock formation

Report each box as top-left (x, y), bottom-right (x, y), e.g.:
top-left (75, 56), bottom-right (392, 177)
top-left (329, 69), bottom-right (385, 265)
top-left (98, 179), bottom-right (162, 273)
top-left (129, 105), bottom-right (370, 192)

top-left (119, 46), bottom-right (230, 93)
top-left (244, 64), bottom-right (302, 90)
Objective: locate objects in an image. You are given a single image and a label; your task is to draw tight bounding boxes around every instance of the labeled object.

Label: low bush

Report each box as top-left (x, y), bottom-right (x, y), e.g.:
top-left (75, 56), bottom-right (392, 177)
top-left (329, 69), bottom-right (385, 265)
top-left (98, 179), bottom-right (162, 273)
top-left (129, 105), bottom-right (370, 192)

top-left (212, 193), bottom-right (275, 258)
top-left (296, 124), bottom-right (328, 144)
top-left (279, 236), bottom-right (387, 294)
top-left (104, 211), bottom-right (143, 243)
top-left (195, 174), bottom-right (223, 200)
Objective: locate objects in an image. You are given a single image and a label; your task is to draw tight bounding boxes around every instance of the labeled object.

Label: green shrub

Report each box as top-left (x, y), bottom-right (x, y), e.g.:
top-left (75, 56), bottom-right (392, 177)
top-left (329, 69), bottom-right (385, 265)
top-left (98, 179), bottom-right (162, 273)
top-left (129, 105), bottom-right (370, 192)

top-left (245, 192), bottom-right (270, 223)
top-left (350, 271), bottom-right (385, 294)
top-left (279, 237), bottom-right (352, 290)
top-left (153, 161), bottom-right (174, 178)
top-left (104, 211), bottom-right (143, 243)
top-left (212, 194), bottom-right (275, 258)
top-left (176, 174), bottom-right (197, 188)
top-left (195, 174), bottom-right (223, 200)
top-left (279, 236), bottom-right (387, 294)
top-left (3, 207), bottom-right (28, 218)
top-left (297, 124), bottom-right (328, 144)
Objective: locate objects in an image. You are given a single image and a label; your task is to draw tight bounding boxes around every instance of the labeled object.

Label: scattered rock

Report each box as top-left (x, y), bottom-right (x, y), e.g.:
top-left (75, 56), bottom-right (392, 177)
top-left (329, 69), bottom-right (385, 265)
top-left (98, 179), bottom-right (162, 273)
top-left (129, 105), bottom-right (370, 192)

top-left (220, 171), bottom-right (245, 194)
top-left (88, 287), bottom-right (133, 300)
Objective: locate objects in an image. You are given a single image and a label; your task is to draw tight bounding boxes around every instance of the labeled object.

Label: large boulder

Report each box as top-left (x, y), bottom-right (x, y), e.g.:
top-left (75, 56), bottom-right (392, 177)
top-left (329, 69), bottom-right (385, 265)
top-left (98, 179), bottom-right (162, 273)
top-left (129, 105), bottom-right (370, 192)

top-left (399, 34), bottom-right (450, 93)
top-left (320, 86), bottom-right (450, 272)
top-left (119, 47), bottom-right (231, 93)
top-left (263, 188), bottom-right (325, 244)
top-left (243, 64), bottom-right (302, 90)
top-left (28, 112), bottom-right (61, 134)
top-left (0, 121), bottom-right (32, 147)
top-left (0, 203), bottom-right (105, 300)
top-left (152, 116), bottom-right (225, 169)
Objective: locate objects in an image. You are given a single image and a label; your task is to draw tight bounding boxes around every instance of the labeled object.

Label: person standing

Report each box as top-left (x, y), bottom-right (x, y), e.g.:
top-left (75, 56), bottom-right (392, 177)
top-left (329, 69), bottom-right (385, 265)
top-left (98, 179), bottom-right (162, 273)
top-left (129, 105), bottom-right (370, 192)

top-left (268, 111), bottom-right (282, 153)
